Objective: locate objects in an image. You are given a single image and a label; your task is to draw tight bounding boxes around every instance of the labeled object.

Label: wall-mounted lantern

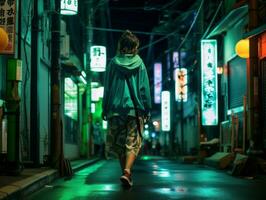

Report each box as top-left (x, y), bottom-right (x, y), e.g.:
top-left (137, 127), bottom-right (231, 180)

top-left (217, 66), bottom-right (223, 74)
top-left (90, 46), bottom-right (107, 72)
top-left (61, 0), bottom-right (78, 15)
top-left (0, 27), bottom-right (8, 52)
top-left (235, 39), bottom-right (249, 58)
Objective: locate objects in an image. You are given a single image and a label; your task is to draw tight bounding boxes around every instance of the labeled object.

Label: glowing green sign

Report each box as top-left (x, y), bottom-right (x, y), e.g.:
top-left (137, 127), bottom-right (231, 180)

top-left (61, 0), bottom-right (78, 15)
top-left (201, 40), bottom-right (218, 125)
top-left (102, 120), bottom-right (107, 130)
top-left (90, 46), bottom-right (106, 72)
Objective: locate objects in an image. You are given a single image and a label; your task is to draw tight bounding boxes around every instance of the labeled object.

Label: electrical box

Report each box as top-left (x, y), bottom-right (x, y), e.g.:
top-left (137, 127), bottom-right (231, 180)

top-left (7, 59), bottom-right (22, 81)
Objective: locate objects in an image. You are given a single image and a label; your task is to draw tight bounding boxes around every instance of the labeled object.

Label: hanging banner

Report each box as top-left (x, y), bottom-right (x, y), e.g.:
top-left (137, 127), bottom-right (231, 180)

top-left (0, 0), bottom-right (16, 54)
top-left (201, 39), bottom-right (218, 126)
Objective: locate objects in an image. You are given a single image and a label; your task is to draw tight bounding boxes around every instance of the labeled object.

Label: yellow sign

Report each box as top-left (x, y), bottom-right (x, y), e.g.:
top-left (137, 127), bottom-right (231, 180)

top-left (0, 0), bottom-right (16, 54)
top-left (0, 27), bottom-right (8, 51)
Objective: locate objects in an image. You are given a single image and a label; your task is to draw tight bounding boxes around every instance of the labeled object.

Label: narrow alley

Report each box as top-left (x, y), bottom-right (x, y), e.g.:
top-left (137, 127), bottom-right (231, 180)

top-left (26, 156), bottom-right (266, 200)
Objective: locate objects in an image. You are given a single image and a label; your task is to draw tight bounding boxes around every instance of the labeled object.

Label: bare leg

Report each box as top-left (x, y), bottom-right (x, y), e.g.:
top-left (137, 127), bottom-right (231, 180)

top-left (119, 155), bottom-right (126, 172)
top-left (124, 153), bottom-right (136, 173)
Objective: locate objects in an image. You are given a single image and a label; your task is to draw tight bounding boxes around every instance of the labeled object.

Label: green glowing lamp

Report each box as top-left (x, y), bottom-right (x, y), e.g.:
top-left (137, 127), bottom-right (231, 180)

top-left (61, 0), bottom-right (78, 15)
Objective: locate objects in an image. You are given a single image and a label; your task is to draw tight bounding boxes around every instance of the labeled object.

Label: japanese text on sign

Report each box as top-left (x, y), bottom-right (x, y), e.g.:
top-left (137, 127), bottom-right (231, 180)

top-left (0, 0), bottom-right (16, 54)
top-left (201, 40), bottom-right (218, 126)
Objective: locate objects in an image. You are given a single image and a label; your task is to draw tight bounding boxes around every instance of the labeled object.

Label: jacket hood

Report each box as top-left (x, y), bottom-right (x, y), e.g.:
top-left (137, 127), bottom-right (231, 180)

top-left (113, 54), bottom-right (142, 70)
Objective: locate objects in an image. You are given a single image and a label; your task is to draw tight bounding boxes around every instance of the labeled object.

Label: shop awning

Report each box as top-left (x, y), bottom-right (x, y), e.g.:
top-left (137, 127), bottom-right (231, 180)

top-left (243, 23), bottom-right (266, 38)
top-left (206, 5), bottom-right (248, 38)
top-left (61, 53), bottom-right (82, 75)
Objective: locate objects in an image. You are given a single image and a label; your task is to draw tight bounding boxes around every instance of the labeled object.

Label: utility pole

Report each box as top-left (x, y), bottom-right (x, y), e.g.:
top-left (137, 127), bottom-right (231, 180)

top-left (81, 0), bottom-right (93, 157)
top-left (247, 0), bottom-right (263, 153)
top-left (50, 0), bottom-right (62, 169)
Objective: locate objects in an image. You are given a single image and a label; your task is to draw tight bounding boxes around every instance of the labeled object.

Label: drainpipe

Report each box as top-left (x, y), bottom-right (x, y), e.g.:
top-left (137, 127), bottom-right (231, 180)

top-left (30, 0), bottom-right (40, 166)
top-left (50, 0), bottom-right (62, 169)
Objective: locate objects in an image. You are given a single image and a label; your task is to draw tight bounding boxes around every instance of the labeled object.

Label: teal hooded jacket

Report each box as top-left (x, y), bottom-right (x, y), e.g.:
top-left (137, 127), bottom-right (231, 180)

top-left (102, 54), bottom-right (151, 119)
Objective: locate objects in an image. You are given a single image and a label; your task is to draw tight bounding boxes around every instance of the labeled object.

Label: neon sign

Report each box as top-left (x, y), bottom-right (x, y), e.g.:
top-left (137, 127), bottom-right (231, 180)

top-left (154, 63), bottom-right (162, 104)
top-left (161, 91), bottom-right (171, 131)
top-left (175, 68), bottom-right (187, 102)
top-left (90, 46), bottom-right (106, 72)
top-left (201, 40), bottom-right (218, 125)
top-left (61, 0), bottom-right (78, 15)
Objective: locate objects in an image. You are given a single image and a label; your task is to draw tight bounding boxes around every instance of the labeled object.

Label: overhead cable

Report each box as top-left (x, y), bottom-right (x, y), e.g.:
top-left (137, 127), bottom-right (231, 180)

top-left (201, 0), bottom-right (223, 39)
top-left (140, 0), bottom-right (204, 52)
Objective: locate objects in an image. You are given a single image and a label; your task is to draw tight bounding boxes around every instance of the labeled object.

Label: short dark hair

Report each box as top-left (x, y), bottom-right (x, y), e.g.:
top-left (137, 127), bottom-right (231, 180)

top-left (117, 30), bottom-right (139, 55)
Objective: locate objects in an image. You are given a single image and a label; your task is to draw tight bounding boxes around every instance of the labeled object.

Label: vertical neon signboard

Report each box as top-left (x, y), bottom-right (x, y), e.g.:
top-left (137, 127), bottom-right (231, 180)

top-left (175, 68), bottom-right (188, 102)
top-left (61, 0), bottom-right (78, 15)
top-left (90, 46), bottom-right (106, 72)
top-left (154, 63), bottom-right (162, 104)
top-left (201, 40), bottom-right (218, 125)
top-left (102, 120), bottom-right (108, 130)
top-left (161, 91), bottom-right (171, 131)
top-left (173, 51), bottom-right (179, 68)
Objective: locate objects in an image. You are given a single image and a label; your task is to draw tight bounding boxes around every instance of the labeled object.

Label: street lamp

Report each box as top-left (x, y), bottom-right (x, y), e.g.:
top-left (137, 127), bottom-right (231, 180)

top-left (235, 39), bottom-right (249, 58)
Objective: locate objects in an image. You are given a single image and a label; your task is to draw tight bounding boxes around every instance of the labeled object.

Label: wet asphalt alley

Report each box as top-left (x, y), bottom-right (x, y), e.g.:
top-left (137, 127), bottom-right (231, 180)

top-left (26, 156), bottom-right (266, 200)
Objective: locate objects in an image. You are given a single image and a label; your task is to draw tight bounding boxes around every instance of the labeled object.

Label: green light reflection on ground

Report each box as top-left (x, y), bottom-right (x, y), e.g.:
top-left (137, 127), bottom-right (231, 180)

top-left (57, 184), bottom-right (119, 200)
top-left (75, 161), bottom-right (105, 176)
top-left (157, 171), bottom-right (170, 178)
top-left (153, 186), bottom-right (188, 196)
top-left (140, 156), bottom-right (163, 160)
top-left (194, 187), bottom-right (220, 197)
top-left (193, 170), bottom-right (218, 182)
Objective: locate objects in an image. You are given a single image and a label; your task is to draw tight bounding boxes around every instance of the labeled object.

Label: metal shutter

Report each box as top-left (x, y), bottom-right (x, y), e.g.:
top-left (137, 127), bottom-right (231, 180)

top-left (228, 57), bottom-right (247, 109)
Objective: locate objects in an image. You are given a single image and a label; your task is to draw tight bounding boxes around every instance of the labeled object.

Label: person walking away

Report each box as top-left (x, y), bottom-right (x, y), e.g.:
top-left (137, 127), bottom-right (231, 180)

top-left (102, 30), bottom-right (151, 187)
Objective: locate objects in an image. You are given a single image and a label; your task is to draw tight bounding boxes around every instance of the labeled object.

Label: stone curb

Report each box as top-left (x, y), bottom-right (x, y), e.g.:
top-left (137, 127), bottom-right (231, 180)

top-left (0, 158), bottom-right (101, 200)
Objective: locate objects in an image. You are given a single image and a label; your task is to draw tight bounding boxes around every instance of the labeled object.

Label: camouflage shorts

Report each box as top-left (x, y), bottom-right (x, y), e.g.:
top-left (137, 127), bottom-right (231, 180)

top-left (106, 116), bottom-right (143, 158)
